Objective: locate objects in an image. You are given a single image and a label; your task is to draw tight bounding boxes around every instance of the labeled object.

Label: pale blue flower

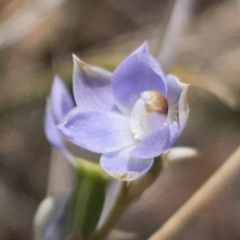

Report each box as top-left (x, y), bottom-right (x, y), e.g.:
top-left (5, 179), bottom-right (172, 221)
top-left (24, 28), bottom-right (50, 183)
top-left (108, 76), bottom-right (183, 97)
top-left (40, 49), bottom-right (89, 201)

top-left (59, 42), bottom-right (189, 181)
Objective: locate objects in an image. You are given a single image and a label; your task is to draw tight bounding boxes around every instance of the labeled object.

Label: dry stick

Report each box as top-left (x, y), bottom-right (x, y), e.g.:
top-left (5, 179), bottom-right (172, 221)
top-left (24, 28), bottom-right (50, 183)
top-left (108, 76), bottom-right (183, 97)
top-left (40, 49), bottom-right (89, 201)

top-left (156, 0), bottom-right (195, 69)
top-left (47, 149), bottom-right (74, 196)
top-left (148, 146), bottom-right (240, 240)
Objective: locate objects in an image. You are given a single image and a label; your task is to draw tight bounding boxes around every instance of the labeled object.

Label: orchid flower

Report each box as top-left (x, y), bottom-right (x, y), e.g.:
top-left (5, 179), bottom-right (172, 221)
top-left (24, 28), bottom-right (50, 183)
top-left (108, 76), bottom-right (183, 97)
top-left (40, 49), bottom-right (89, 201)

top-left (59, 42), bottom-right (189, 181)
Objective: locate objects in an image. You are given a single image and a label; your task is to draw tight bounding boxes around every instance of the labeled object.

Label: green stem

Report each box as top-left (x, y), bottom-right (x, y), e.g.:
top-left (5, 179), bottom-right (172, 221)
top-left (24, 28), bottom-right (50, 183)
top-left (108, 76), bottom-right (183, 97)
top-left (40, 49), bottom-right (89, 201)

top-left (89, 182), bottom-right (128, 240)
top-left (90, 156), bottom-right (163, 240)
top-left (66, 159), bottom-right (107, 240)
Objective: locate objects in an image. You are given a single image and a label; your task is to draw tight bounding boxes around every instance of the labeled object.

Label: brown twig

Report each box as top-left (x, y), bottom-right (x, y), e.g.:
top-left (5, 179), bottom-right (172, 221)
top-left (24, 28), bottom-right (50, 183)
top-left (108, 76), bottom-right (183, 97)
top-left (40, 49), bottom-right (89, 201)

top-left (148, 146), bottom-right (240, 240)
top-left (156, 0), bottom-right (195, 69)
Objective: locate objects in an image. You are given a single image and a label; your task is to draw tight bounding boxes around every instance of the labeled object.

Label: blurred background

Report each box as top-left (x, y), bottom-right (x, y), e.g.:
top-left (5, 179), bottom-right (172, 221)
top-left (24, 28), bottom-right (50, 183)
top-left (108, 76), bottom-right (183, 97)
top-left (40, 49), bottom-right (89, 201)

top-left (0, 0), bottom-right (240, 239)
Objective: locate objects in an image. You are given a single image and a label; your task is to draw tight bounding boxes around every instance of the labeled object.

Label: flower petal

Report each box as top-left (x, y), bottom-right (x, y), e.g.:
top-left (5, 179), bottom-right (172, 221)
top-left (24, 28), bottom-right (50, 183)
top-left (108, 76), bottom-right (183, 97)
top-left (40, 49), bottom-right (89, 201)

top-left (166, 80), bottom-right (189, 138)
top-left (111, 42), bottom-right (167, 115)
top-left (73, 55), bottom-right (114, 111)
top-left (163, 147), bottom-right (197, 162)
top-left (58, 109), bottom-right (135, 153)
top-left (63, 138), bottom-right (100, 163)
top-left (166, 74), bottom-right (183, 106)
top-left (44, 99), bottom-right (63, 149)
top-left (168, 121), bottom-right (180, 145)
top-left (50, 76), bottom-right (74, 124)
top-left (178, 84), bottom-right (189, 133)
top-left (166, 75), bottom-right (189, 140)
top-left (130, 124), bottom-right (171, 159)
top-left (130, 97), bottom-right (167, 141)
top-left (100, 147), bottom-right (153, 181)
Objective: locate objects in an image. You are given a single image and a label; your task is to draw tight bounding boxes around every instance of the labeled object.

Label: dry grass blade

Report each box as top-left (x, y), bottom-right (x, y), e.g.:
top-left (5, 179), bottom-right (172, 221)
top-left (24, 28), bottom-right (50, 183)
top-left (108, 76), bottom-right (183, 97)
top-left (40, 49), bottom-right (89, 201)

top-left (148, 146), bottom-right (240, 240)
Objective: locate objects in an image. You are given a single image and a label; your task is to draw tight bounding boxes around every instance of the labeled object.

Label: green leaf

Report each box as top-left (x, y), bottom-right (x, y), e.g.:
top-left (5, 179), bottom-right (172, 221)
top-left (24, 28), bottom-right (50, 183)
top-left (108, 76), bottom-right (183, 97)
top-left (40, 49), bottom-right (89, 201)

top-left (67, 158), bottom-right (107, 239)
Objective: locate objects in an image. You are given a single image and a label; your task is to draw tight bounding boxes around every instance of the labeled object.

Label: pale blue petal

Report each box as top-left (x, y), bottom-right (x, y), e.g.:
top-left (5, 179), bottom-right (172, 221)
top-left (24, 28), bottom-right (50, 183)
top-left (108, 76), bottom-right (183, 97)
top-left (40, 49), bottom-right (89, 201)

top-left (166, 74), bottom-right (183, 106)
top-left (130, 124), bottom-right (171, 159)
top-left (73, 55), bottom-right (114, 111)
top-left (168, 121), bottom-right (180, 145)
top-left (148, 55), bottom-right (165, 78)
top-left (100, 147), bottom-right (153, 181)
top-left (166, 78), bottom-right (189, 136)
top-left (50, 76), bottom-right (74, 124)
top-left (58, 109), bottom-right (135, 153)
top-left (130, 97), bottom-right (167, 141)
top-left (63, 139), bottom-right (100, 163)
top-left (44, 101), bottom-right (95, 165)
top-left (44, 99), bottom-right (63, 149)
top-left (111, 42), bottom-right (167, 115)
top-left (166, 75), bottom-right (189, 142)
top-left (178, 84), bottom-right (189, 133)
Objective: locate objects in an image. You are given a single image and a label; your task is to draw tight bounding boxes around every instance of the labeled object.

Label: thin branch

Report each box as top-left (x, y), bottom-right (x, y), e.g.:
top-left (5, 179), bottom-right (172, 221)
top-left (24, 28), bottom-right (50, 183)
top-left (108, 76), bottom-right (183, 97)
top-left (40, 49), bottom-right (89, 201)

top-left (47, 149), bottom-right (74, 196)
top-left (0, 0), bottom-right (64, 49)
top-left (148, 146), bottom-right (240, 240)
top-left (156, 0), bottom-right (195, 69)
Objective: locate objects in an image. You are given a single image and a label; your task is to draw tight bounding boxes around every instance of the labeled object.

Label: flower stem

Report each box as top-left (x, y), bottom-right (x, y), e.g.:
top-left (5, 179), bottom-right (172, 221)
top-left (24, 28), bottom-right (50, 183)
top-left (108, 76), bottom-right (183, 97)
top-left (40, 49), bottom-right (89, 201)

top-left (89, 182), bottom-right (128, 240)
top-left (66, 159), bottom-right (107, 240)
top-left (90, 156), bottom-right (163, 240)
